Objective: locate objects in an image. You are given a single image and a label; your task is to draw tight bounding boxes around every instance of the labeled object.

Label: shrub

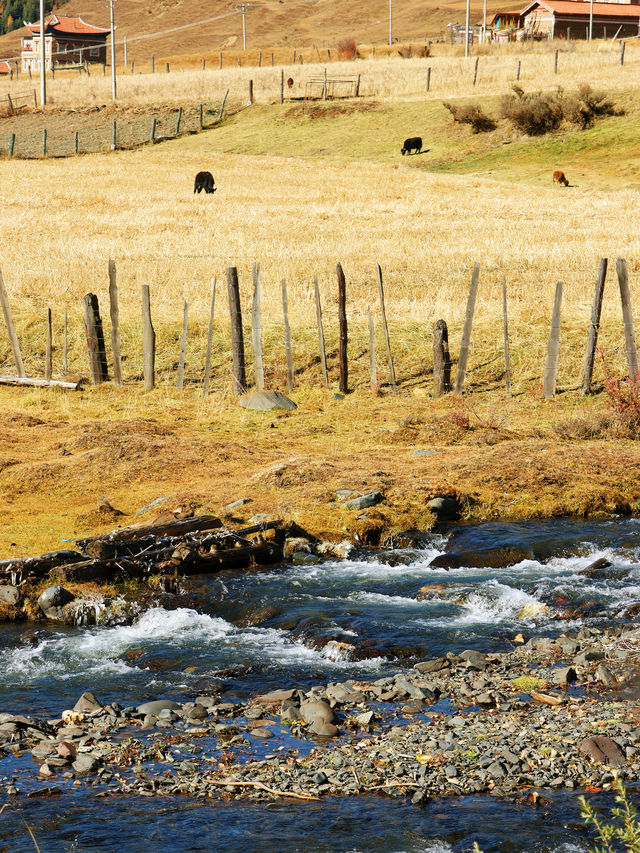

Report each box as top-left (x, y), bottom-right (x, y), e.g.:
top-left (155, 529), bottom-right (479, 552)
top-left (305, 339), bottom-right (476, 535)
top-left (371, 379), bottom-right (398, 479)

top-left (443, 102), bottom-right (496, 133)
top-left (563, 83), bottom-right (620, 129)
top-left (336, 38), bottom-right (359, 60)
top-left (500, 88), bottom-right (564, 135)
top-left (580, 777), bottom-right (640, 853)
top-left (600, 350), bottom-right (640, 438)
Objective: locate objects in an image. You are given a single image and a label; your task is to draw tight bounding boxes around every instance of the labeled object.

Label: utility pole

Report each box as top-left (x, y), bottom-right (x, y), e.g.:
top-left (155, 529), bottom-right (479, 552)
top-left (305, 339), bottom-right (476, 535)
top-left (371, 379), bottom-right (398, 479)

top-left (39, 0), bottom-right (46, 106)
top-left (589, 0), bottom-right (594, 40)
top-left (465, 0), bottom-right (471, 56)
top-left (237, 3), bottom-right (248, 51)
top-left (109, 0), bottom-right (117, 100)
top-left (482, 0), bottom-right (487, 43)
top-left (389, 0), bottom-right (392, 45)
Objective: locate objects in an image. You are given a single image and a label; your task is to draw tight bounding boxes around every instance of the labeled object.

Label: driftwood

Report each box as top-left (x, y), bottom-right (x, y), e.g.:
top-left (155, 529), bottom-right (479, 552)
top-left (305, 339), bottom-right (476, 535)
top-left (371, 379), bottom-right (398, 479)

top-left (0, 375), bottom-right (78, 389)
top-left (1, 515), bottom-right (288, 584)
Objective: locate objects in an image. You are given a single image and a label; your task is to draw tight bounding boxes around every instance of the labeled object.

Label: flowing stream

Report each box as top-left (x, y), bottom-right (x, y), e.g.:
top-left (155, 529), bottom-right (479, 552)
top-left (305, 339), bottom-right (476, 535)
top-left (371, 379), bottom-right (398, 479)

top-left (2, 517), bottom-right (640, 851)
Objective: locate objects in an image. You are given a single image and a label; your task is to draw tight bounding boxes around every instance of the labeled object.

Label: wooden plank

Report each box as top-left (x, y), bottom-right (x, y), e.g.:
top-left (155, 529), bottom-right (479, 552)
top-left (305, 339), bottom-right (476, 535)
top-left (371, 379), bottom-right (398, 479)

top-left (203, 277), bottom-right (216, 397)
top-left (45, 307), bottom-right (52, 381)
top-left (83, 293), bottom-right (108, 384)
top-left (251, 263), bottom-right (264, 391)
top-left (617, 257), bottom-right (639, 380)
top-left (282, 279), bottom-right (294, 392)
top-left (581, 258), bottom-right (608, 395)
top-left (453, 263), bottom-right (480, 394)
top-left (108, 259), bottom-right (122, 386)
top-left (0, 375), bottom-right (77, 390)
top-left (376, 263), bottom-right (396, 390)
top-left (502, 277), bottom-right (512, 398)
top-left (176, 300), bottom-right (188, 390)
top-left (336, 262), bottom-right (348, 393)
top-left (0, 263), bottom-right (25, 377)
top-left (368, 309), bottom-right (377, 392)
top-left (314, 275), bottom-right (329, 388)
top-left (543, 281), bottom-right (563, 399)
top-left (433, 319), bottom-right (451, 397)
top-left (226, 266), bottom-right (247, 395)
top-left (141, 284), bottom-right (155, 391)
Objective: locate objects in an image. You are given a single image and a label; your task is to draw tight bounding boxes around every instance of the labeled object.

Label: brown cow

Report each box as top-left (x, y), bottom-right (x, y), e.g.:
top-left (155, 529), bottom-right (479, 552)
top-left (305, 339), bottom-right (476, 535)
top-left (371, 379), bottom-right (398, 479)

top-left (553, 170), bottom-right (569, 186)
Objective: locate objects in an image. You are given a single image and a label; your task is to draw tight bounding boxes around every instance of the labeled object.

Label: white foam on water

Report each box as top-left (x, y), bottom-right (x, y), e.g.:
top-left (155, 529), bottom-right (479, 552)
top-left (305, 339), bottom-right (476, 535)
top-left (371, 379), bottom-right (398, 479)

top-left (347, 591), bottom-right (425, 607)
top-left (425, 581), bottom-right (551, 629)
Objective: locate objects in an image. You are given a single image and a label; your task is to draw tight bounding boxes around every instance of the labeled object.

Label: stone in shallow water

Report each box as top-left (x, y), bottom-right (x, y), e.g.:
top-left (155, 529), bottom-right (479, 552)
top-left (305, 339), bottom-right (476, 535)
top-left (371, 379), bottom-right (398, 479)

top-left (73, 691), bottom-right (104, 713)
top-left (579, 736), bottom-right (627, 767)
top-left (137, 699), bottom-right (181, 715)
top-left (250, 727), bottom-right (275, 739)
top-left (238, 391), bottom-right (297, 411)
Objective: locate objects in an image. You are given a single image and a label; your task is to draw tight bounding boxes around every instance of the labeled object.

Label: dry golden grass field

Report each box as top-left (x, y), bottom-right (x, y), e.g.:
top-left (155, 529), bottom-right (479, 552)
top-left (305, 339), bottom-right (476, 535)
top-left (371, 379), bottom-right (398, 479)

top-left (1, 44), bottom-right (640, 558)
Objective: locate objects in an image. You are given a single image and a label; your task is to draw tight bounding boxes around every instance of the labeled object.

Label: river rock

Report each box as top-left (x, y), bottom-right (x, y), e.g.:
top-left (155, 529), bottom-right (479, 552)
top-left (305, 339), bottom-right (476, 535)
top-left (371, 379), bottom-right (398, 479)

top-left (552, 667), bottom-right (577, 685)
top-left (595, 663), bottom-right (618, 687)
top-left (579, 736), bottom-right (626, 768)
top-left (253, 689), bottom-right (296, 706)
top-left (427, 497), bottom-right (460, 522)
top-left (73, 691), bottom-right (104, 713)
top-left (300, 700), bottom-right (336, 725)
top-left (343, 492), bottom-right (383, 511)
top-left (0, 585), bottom-right (20, 605)
top-left (238, 391), bottom-right (297, 412)
top-left (37, 585), bottom-right (75, 621)
top-left (308, 720), bottom-right (339, 737)
top-left (250, 727), bottom-right (275, 739)
top-left (137, 700), bottom-right (181, 715)
top-left (72, 754), bottom-right (100, 775)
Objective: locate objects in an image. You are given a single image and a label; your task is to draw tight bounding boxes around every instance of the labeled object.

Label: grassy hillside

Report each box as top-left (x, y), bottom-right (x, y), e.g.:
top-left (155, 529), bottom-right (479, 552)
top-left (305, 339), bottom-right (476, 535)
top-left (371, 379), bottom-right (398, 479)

top-left (0, 0), bottom-right (521, 66)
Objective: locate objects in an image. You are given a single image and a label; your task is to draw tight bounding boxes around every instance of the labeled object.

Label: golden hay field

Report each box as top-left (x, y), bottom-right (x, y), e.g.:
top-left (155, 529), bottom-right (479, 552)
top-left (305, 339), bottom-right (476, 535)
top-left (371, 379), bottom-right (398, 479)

top-left (0, 46), bottom-right (639, 393)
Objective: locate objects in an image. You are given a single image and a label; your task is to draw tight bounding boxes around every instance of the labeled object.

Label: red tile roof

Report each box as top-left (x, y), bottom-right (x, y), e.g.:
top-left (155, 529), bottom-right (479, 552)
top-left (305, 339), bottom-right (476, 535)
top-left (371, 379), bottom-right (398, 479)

top-left (26, 15), bottom-right (110, 36)
top-left (522, 0), bottom-right (640, 17)
top-left (0, 60), bottom-right (11, 74)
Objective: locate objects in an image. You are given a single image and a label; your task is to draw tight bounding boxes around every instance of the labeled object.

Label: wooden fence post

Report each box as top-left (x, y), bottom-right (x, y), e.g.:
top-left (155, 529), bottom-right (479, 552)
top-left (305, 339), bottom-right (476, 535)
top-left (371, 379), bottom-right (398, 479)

top-left (473, 55), bottom-right (479, 85)
top-left (248, 79), bottom-right (254, 105)
top-left (554, 48), bottom-right (558, 73)
top-left (150, 118), bottom-right (157, 142)
top-left (282, 279), bottom-right (294, 392)
top-left (199, 103), bottom-right (204, 129)
top-left (502, 277), bottom-right (512, 397)
top-left (617, 257), bottom-right (639, 380)
top-left (166, 62), bottom-right (170, 73)
top-left (226, 266), bottom-right (247, 395)
top-left (45, 308), bottom-right (52, 380)
top-left (251, 263), bottom-right (264, 391)
top-left (9, 133), bottom-right (15, 157)
top-left (83, 293), bottom-right (109, 384)
top-left (314, 275), bottom-right (329, 388)
top-left (175, 107), bottom-right (182, 134)
top-left (433, 319), bottom-right (451, 397)
top-left (63, 308), bottom-right (68, 376)
top-left (152, 55), bottom-right (155, 73)
top-left (280, 69), bottom-right (284, 104)
top-left (376, 263), bottom-right (396, 390)
top-left (581, 257), bottom-right (608, 395)
top-left (219, 52), bottom-right (222, 69)
top-left (141, 285), bottom-right (155, 391)
top-left (74, 131), bottom-right (79, 154)
top-left (620, 41), bottom-right (626, 66)
top-left (219, 89), bottom-right (229, 120)
top-left (453, 263), bottom-right (480, 394)
top-left (543, 281), bottom-right (563, 399)
top-left (176, 300), bottom-right (188, 390)
top-left (108, 259), bottom-right (122, 386)
top-left (203, 277), bottom-right (216, 397)
top-left (516, 59), bottom-right (521, 80)
top-left (42, 128), bottom-right (47, 157)
top-left (426, 66), bottom-right (431, 91)
top-left (368, 309), bottom-right (377, 392)
top-left (336, 262), bottom-right (348, 393)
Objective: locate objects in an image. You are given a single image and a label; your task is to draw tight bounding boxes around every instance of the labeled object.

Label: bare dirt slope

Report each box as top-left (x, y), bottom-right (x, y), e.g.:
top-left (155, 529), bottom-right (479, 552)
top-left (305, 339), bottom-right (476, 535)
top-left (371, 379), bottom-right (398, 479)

top-left (0, 0), bottom-right (519, 65)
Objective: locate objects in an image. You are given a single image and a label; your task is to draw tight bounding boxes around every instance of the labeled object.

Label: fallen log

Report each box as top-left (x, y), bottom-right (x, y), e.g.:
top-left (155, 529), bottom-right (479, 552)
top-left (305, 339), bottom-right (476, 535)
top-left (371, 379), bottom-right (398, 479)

top-left (0, 375), bottom-right (78, 390)
top-left (76, 514), bottom-right (224, 551)
top-left (0, 549), bottom-right (86, 581)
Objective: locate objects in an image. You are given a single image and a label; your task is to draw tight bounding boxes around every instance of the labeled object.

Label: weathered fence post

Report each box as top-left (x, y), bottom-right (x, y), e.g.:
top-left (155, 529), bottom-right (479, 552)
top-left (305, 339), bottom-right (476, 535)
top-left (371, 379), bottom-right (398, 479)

top-left (516, 59), bottom-right (521, 80)
top-left (251, 263), bottom-right (264, 391)
top-left (74, 130), bottom-right (79, 154)
top-left (112, 120), bottom-right (117, 149)
top-left (202, 58), bottom-right (206, 71)
top-left (219, 52), bottom-right (222, 69)
top-left (502, 277), bottom-right (512, 397)
top-left (258, 50), bottom-right (262, 67)
top-left (620, 41), bottom-right (626, 66)
top-left (376, 263), bottom-right (396, 390)
top-left (108, 259), bottom-right (122, 386)
top-left (282, 279), bottom-right (294, 392)
top-left (219, 89), bottom-right (229, 120)
top-left (355, 73), bottom-right (360, 96)
top-left (543, 281), bottom-right (563, 399)
top-left (248, 79), bottom-right (254, 105)
top-left (280, 69), bottom-right (284, 104)
top-left (617, 257), bottom-right (639, 380)
top-left (0, 265), bottom-right (25, 377)
top-left (473, 55), bottom-right (479, 85)
top-left (336, 262), bottom-right (348, 393)
top-left (151, 55), bottom-right (155, 73)
top-left (63, 308), bottom-right (68, 376)
top-left (581, 257), bottom-right (608, 395)
top-left (226, 266), bottom-right (247, 395)
top-left (322, 67), bottom-right (327, 100)
top-left (199, 103), bottom-right (204, 129)
top-left (9, 133), bottom-right (15, 157)
top-left (426, 66), bottom-right (431, 91)
top-left (83, 293), bottom-right (109, 384)
top-left (314, 275), bottom-right (329, 388)
top-left (141, 285), bottom-right (155, 391)
top-left (368, 309), bottom-right (377, 392)
top-left (45, 308), bottom-right (52, 380)
top-left (203, 277), bottom-right (216, 397)
top-left (433, 319), bottom-right (451, 397)
top-left (42, 128), bottom-right (47, 157)
top-left (453, 263), bottom-right (480, 394)
top-left (166, 62), bottom-right (170, 73)
top-left (554, 48), bottom-right (558, 73)
top-left (176, 300), bottom-right (188, 390)
top-left (150, 118), bottom-right (157, 142)
top-left (175, 107), bottom-right (182, 134)
top-left (6, 93), bottom-right (13, 115)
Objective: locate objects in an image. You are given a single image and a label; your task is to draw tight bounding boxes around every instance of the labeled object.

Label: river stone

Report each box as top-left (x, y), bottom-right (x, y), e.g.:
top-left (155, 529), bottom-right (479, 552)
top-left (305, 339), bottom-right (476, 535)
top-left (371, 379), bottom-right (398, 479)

top-left (415, 657), bottom-right (450, 674)
top-left (575, 649), bottom-right (605, 665)
top-left (37, 585), bottom-right (75, 620)
top-left (427, 496), bottom-right (460, 521)
top-left (579, 736), bottom-right (627, 768)
top-left (343, 492), bottom-right (383, 511)
top-left (253, 689), bottom-right (296, 706)
top-left (250, 727), bottom-right (275, 739)
top-left (308, 719), bottom-right (339, 737)
top-left (595, 663), bottom-right (618, 687)
top-left (73, 691), bottom-right (104, 713)
top-left (300, 700), bottom-right (336, 725)
top-left (0, 585), bottom-right (20, 605)
top-left (72, 754), bottom-right (100, 774)
top-left (137, 700), bottom-right (181, 715)
top-left (553, 667), bottom-right (577, 685)
top-left (238, 391), bottom-right (297, 412)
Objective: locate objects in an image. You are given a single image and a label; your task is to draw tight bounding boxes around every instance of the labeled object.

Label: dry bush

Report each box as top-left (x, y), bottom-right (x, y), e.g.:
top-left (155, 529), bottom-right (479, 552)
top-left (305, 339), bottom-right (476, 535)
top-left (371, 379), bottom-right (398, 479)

top-left (552, 413), bottom-right (612, 440)
top-left (443, 101), bottom-right (496, 133)
top-left (562, 83), bottom-right (620, 129)
top-left (336, 38), bottom-right (359, 61)
top-left (398, 44), bottom-right (430, 59)
top-left (500, 87), bottom-right (564, 135)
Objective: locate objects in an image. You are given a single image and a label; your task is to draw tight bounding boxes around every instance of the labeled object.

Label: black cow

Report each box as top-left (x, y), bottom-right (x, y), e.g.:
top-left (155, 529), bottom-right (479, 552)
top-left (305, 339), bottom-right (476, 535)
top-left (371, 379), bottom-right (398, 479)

top-left (401, 136), bottom-right (422, 155)
top-left (194, 171), bottom-right (216, 194)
